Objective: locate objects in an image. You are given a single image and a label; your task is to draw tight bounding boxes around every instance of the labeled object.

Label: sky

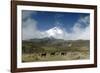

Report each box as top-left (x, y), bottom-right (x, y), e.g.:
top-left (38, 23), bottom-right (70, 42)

top-left (22, 10), bottom-right (90, 40)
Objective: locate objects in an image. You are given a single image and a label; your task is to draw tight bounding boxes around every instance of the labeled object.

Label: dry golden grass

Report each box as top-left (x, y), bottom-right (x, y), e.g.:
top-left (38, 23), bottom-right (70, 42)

top-left (22, 51), bottom-right (89, 62)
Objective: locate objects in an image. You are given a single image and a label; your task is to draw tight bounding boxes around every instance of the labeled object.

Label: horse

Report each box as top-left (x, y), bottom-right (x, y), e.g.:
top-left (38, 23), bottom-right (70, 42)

top-left (50, 52), bottom-right (56, 56)
top-left (41, 53), bottom-right (46, 57)
top-left (61, 52), bottom-right (66, 56)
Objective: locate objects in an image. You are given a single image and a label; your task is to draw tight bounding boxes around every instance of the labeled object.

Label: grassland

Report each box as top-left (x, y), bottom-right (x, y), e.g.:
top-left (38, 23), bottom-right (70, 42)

top-left (22, 51), bottom-right (89, 62)
top-left (22, 38), bottom-right (90, 62)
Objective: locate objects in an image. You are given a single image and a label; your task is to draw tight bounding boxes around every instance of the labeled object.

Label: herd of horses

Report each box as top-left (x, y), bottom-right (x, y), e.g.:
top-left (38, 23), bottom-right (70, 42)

top-left (36, 52), bottom-right (81, 59)
top-left (39, 52), bottom-right (67, 57)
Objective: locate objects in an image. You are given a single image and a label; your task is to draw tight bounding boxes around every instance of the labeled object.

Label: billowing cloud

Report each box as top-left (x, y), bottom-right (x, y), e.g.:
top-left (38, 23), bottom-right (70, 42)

top-left (68, 16), bottom-right (90, 40)
top-left (22, 11), bottom-right (90, 40)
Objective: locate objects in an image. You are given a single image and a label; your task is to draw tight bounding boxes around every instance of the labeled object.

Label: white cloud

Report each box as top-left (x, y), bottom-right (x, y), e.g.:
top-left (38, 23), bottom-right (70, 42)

top-left (70, 16), bottom-right (90, 40)
top-left (58, 15), bottom-right (90, 40)
top-left (22, 18), bottom-right (42, 40)
top-left (22, 12), bottom-right (90, 40)
top-left (68, 25), bottom-right (90, 40)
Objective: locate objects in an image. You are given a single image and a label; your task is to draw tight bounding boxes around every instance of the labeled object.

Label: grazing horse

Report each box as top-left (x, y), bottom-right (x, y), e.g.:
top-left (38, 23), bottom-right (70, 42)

top-left (41, 53), bottom-right (46, 57)
top-left (50, 52), bottom-right (55, 56)
top-left (61, 52), bottom-right (66, 56)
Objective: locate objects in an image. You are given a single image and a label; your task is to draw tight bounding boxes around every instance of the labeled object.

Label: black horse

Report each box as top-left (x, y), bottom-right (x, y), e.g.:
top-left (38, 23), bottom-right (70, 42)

top-left (50, 52), bottom-right (56, 56)
top-left (41, 53), bottom-right (46, 57)
top-left (61, 52), bottom-right (66, 56)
